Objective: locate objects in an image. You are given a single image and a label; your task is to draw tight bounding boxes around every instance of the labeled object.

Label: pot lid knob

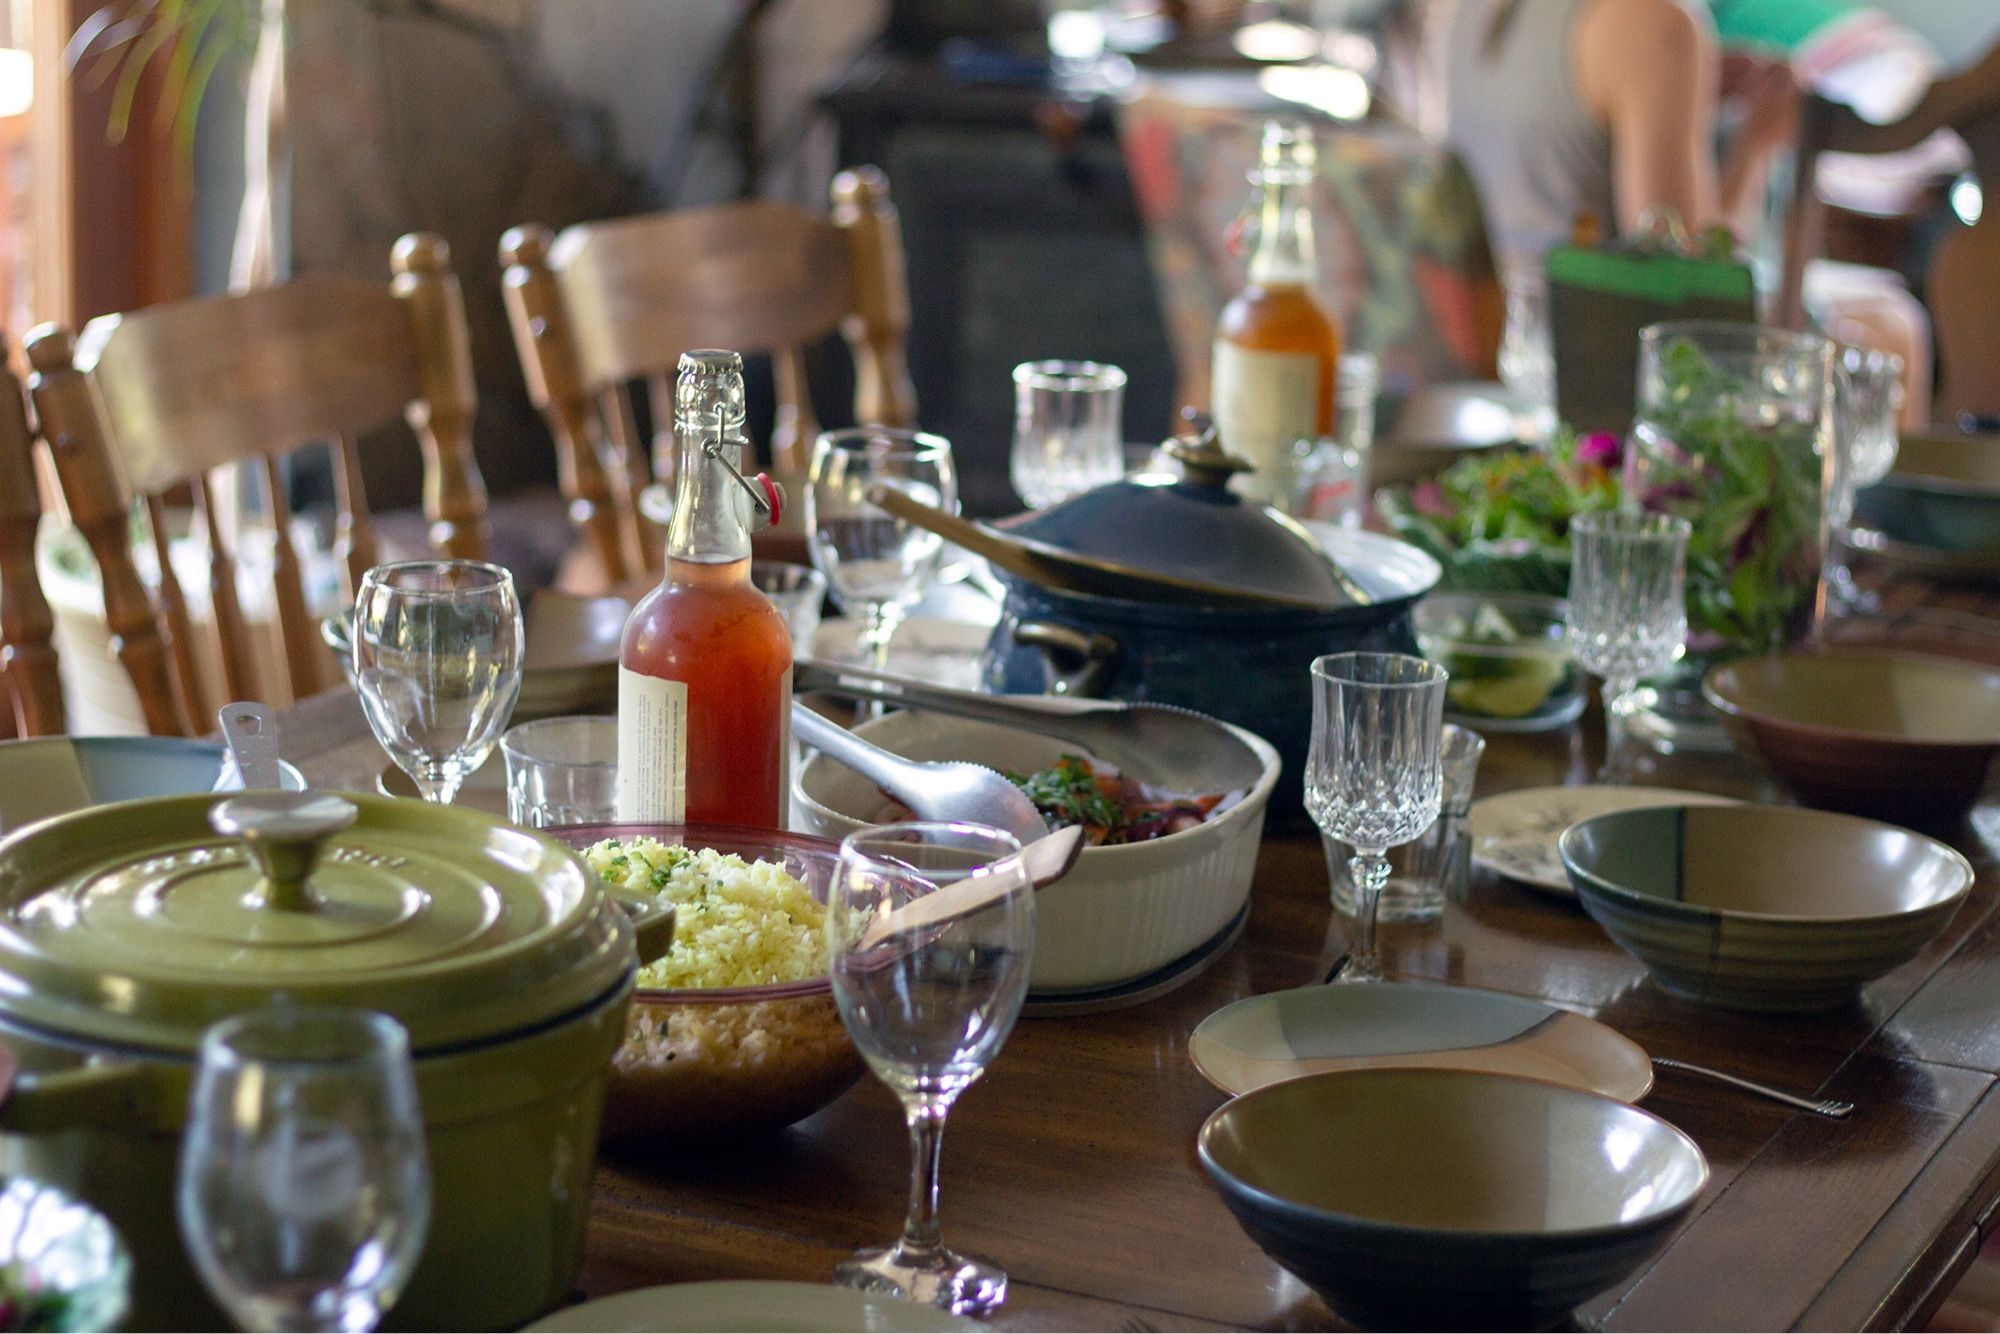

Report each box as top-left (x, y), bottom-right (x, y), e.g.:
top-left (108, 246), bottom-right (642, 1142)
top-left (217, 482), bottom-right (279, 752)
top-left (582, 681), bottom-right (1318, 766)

top-left (1162, 409), bottom-right (1257, 490)
top-left (208, 792), bottom-right (358, 913)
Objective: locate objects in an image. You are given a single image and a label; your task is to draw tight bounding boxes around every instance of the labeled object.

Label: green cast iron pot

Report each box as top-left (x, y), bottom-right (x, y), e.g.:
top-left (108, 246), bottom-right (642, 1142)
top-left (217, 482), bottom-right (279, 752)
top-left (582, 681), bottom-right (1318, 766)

top-left (0, 791), bottom-right (675, 1332)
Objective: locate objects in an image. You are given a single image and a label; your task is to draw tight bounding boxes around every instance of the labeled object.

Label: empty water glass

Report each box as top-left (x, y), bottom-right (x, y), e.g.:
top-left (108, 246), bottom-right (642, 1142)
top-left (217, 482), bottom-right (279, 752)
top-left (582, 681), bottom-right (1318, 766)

top-left (1566, 512), bottom-right (1690, 782)
top-left (353, 560), bottom-right (523, 805)
top-left (178, 1007), bottom-right (430, 1333)
top-left (1827, 346), bottom-right (1906, 612)
top-left (1306, 653), bottom-right (1449, 984)
top-left (1329, 723), bottom-right (1485, 923)
top-left (1498, 263), bottom-right (1556, 444)
top-left (1010, 361), bottom-right (1126, 508)
top-left (826, 822), bottom-right (1034, 1315)
top-left (751, 560), bottom-right (828, 659)
top-left (500, 716), bottom-right (618, 828)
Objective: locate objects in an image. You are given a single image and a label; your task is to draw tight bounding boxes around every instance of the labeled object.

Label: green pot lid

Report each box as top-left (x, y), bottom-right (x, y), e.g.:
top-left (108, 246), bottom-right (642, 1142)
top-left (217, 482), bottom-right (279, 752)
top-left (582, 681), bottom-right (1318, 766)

top-left (0, 791), bottom-right (631, 1053)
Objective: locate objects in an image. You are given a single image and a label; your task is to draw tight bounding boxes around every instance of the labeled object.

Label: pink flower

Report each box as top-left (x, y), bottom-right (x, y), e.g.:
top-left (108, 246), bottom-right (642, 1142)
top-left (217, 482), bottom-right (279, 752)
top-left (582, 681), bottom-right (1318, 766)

top-left (1412, 481), bottom-right (1451, 517)
top-left (1577, 432), bottom-right (1623, 469)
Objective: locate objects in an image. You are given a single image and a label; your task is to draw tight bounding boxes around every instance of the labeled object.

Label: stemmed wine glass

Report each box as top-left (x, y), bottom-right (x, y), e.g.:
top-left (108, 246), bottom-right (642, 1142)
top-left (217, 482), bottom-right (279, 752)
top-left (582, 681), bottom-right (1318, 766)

top-left (1826, 346), bottom-right (1905, 613)
top-left (825, 821), bottom-right (1035, 1315)
top-left (353, 560), bottom-right (523, 804)
top-left (1565, 512), bottom-right (1691, 782)
top-left (1306, 652), bottom-right (1448, 985)
top-left (807, 428), bottom-right (958, 677)
top-left (178, 1007), bottom-right (431, 1333)
top-left (1010, 360), bottom-right (1126, 508)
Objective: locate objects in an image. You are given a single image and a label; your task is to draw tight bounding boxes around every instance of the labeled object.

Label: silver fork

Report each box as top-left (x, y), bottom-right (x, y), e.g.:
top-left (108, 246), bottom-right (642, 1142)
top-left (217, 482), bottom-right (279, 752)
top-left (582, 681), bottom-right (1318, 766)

top-left (1652, 1057), bottom-right (1855, 1119)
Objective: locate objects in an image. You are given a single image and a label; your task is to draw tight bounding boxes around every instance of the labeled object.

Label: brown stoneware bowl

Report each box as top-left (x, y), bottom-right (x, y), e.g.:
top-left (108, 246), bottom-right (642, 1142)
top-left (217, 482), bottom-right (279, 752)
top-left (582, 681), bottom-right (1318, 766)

top-left (1703, 649), bottom-right (2000, 824)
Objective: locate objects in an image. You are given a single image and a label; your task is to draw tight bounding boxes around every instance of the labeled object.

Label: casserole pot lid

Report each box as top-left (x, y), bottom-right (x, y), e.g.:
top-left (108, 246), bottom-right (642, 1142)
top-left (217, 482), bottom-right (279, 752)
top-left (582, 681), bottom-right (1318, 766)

top-left (1000, 417), bottom-right (1373, 609)
top-left (0, 792), bottom-right (630, 1054)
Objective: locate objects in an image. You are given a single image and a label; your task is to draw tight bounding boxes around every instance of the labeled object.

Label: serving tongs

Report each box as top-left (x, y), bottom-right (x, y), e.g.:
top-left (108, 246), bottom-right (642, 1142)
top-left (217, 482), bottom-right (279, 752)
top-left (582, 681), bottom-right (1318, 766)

top-left (795, 657), bottom-right (1267, 795)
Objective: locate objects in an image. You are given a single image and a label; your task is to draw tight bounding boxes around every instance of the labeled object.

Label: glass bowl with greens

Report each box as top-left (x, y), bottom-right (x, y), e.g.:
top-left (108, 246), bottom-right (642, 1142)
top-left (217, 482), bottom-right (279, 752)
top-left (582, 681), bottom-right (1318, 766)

top-left (1417, 593), bottom-right (1583, 731)
top-left (1376, 431), bottom-right (1621, 596)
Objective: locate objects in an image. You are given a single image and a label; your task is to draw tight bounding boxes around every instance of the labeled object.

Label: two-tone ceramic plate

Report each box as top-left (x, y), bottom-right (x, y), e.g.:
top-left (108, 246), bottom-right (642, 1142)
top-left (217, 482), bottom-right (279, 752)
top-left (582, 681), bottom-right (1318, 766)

top-left (1469, 785), bottom-right (1743, 896)
top-left (524, 1281), bottom-right (975, 1332)
top-left (1189, 981), bottom-right (1653, 1103)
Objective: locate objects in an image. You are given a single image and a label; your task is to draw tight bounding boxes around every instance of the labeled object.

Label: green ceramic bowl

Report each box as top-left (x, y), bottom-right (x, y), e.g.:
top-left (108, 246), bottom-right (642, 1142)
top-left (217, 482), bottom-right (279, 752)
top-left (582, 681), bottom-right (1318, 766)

top-left (1560, 804), bottom-right (1973, 1011)
top-left (1199, 1068), bottom-right (1707, 1330)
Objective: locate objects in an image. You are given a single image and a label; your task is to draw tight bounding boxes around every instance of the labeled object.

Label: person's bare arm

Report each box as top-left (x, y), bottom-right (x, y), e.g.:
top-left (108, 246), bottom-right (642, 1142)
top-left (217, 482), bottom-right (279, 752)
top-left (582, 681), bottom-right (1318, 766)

top-left (1575, 0), bottom-right (1721, 236)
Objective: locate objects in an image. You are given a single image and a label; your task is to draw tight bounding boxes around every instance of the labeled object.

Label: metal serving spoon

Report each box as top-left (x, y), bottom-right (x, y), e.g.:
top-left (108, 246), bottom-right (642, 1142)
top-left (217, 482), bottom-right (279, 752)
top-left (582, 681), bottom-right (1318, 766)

top-left (214, 701), bottom-right (282, 791)
top-left (793, 658), bottom-right (1267, 794)
top-left (790, 702), bottom-right (1050, 844)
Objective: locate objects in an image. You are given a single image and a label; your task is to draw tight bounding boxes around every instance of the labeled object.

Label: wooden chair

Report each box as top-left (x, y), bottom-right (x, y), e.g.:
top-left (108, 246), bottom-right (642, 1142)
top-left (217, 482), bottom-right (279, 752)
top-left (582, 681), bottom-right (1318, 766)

top-left (23, 233), bottom-right (489, 733)
top-left (500, 166), bottom-right (916, 587)
top-left (0, 333), bottom-right (62, 737)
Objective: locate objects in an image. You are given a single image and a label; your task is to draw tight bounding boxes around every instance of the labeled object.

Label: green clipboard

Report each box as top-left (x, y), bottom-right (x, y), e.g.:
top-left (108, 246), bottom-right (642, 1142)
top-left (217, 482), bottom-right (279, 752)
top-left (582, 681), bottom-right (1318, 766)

top-left (1547, 244), bottom-right (1757, 434)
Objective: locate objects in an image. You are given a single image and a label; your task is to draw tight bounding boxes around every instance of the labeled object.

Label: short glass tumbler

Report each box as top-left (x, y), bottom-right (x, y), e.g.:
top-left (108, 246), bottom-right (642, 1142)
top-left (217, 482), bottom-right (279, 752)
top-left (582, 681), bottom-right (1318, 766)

top-left (1306, 653), bottom-right (1449, 984)
top-left (500, 715), bottom-right (618, 828)
top-left (1329, 723), bottom-right (1486, 923)
top-left (1010, 360), bottom-right (1126, 509)
top-left (1565, 512), bottom-right (1691, 782)
top-left (750, 560), bottom-right (828, 659)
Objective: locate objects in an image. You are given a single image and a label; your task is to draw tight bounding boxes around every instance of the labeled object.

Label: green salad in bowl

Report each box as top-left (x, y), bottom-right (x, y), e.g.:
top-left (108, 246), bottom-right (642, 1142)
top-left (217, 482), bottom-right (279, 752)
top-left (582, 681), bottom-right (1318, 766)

top-left (1377, 430), bottom-right (1621, 596)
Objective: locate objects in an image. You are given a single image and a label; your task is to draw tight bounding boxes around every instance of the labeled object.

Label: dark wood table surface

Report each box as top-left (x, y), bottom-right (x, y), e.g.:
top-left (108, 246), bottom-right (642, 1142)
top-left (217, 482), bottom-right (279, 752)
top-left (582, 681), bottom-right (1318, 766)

top-left (273, 576), bottom-right (2000, 1332)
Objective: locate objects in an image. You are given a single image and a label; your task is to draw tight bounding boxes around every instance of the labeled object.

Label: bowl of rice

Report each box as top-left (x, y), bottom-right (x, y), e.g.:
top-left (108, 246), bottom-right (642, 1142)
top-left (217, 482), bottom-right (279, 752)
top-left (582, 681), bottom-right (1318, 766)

top-left (554, 823), bottom-right (864, 1141)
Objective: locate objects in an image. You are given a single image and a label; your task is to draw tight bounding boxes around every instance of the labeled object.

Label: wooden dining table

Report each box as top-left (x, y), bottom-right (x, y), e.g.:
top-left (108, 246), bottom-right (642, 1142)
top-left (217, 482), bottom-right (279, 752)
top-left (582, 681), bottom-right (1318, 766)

top-left (272, 573), bottom-right (2000, 1332)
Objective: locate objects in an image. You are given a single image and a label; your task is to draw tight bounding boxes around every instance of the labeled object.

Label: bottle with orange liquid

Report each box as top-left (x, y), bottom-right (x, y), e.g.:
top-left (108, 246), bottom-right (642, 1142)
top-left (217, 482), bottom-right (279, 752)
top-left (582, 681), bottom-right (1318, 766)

top-left (617, 350), bottom-right (792, 828)
top-left (1211, 119), bottom-right (1342, 507)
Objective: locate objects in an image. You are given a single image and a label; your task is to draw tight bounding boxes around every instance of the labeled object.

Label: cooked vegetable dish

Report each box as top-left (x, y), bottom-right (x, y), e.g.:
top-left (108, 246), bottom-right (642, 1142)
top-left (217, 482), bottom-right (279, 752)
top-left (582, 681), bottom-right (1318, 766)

top-left (1006, 754), bottom-right (1223, 846)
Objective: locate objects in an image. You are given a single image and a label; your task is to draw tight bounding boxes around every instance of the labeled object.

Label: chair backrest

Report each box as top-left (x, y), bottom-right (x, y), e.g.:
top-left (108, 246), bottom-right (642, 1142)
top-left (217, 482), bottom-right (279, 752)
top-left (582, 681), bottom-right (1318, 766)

top-left (23, 233), bottom-right (489, 729)
top-left (500, 166), bottom-right (915, 586)
top-left (0, 333), bottom-right (62, 737)
top-left (1779, 40), bottom-right (2000, 418)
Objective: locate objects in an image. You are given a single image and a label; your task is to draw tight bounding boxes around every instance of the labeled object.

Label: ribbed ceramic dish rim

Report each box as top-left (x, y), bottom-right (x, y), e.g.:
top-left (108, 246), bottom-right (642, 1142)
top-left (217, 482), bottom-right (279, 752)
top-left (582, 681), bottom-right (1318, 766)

top-left (552, 820), bottom-right (839, 1006)
top-left (1557, 806), bottom-right (1975, 927)
top-left (1197, 1070), bottom-right (1709, 1243)
top-left (1702, 648), bottom-right (2000, 748)
top-left (792, 714), bottom-right (1282, 865)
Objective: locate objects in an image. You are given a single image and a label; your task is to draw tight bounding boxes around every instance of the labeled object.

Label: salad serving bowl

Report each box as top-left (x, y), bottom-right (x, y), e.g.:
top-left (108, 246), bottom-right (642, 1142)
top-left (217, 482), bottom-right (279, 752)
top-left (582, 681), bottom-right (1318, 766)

top-left (549, 824), bottom-right (866, 1142)
top-left (793, 708), bottom-right (1279, 993)
top-left (1199, 1068), bottom-right (1708, 1330)
top-left (1703, 649), bottom-right (2000, 825)
top-left (1560, 804), bottom-right (1973, 1011)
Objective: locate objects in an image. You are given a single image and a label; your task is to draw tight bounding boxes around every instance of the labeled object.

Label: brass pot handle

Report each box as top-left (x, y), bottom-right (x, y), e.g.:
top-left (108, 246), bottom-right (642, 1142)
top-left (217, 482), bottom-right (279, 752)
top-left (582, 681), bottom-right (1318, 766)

top-left (209, 792), bottom-right (359, 912)
top-left (1013, 622), bottom-right (1121, 697)
top-left (0, 1061), bottom-right (168, 1135)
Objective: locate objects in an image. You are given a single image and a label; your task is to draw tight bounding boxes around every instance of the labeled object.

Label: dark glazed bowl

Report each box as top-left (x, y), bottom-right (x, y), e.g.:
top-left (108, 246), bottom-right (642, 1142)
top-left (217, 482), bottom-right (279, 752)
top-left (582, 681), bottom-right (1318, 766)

top-left (1560, 804), bottom-right (1973, 1011)
top-left (1198, 1069), bottom-right (1707, 1330)
top-left (1702, 649), bottom-right (2000, 825)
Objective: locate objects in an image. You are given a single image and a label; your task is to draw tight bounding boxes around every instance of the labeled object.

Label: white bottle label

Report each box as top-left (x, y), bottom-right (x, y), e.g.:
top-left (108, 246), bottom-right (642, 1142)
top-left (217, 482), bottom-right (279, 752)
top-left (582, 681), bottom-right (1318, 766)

top-left (1211, 341), bottom-right (1320, 505)
top-left (616, 667), bottom-right (688, 822)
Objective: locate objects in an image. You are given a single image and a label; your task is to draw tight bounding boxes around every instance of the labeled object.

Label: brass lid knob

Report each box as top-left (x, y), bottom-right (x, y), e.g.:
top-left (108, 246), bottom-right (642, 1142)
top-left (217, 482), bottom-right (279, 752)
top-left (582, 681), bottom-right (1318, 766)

top-left (1161, 409), bottom-right (1257, 489)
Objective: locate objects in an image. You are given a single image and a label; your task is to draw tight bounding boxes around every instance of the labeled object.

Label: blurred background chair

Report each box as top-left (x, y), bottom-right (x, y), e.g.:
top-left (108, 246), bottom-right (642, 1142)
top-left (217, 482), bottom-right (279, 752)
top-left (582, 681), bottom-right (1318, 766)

top-left (23, 233), bottom-right (488, 733)
top-left (0, 332), bottom-right (59, 738)
top-left (501, 164), bottom-right (915, 591)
